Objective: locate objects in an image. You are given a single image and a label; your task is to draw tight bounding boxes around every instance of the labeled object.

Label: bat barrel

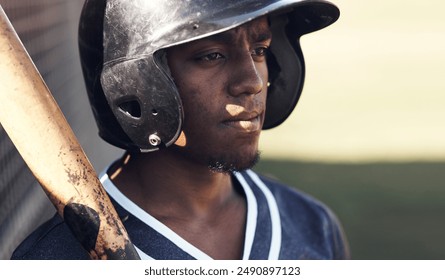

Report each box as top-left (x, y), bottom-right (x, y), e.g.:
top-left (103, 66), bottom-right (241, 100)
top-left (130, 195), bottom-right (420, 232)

top-left (0, 5), bottom-right (140, 260)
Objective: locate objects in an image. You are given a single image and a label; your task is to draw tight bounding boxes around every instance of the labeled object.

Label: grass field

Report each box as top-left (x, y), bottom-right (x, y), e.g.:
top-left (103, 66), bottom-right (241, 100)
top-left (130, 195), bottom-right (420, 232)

top-left (253, 160), bottom-right (445, 259)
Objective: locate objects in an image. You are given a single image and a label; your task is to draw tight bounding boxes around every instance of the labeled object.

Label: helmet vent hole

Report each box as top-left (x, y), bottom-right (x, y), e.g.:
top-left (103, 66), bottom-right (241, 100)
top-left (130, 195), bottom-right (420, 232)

top-left (118, 100), bottom-right (142, 119)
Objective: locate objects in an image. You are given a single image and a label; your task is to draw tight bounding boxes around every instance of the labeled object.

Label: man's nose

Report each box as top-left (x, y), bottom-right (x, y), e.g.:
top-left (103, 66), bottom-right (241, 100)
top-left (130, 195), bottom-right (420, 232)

top-left (228, 53), bottom-right (264, 97)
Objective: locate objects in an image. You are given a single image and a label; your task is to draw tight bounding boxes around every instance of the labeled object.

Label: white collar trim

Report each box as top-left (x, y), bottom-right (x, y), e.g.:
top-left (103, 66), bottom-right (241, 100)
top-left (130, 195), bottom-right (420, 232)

top-left (245, 170), bottom-right (282, 260)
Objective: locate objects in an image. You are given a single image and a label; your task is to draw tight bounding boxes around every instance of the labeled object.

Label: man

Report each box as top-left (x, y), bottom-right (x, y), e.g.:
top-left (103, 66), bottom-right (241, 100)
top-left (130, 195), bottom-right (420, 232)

top-left (12, 0), bottom-right (349, 259)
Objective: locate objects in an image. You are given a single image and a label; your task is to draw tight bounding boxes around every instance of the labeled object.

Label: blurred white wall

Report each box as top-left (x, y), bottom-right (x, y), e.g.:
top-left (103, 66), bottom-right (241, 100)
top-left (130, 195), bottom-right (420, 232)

top-left (260, 0), bottom-right (445, 162)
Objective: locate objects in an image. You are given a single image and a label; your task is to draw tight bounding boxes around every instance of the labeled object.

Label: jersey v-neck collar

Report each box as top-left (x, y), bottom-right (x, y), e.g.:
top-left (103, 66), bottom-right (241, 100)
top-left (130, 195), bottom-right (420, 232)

top-left (99, 169), bottom-right (282, 260)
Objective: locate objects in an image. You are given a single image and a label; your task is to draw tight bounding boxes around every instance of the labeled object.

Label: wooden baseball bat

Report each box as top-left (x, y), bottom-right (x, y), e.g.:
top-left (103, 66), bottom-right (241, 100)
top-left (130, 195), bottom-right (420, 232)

top-left (0, 5), bottom-right (140, 260)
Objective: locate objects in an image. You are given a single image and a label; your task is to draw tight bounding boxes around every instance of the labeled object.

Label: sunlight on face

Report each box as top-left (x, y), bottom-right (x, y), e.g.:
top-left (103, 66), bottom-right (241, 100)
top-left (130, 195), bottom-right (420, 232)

top-left (174, 131), bottom-right (187, 147)
top-left (225, 104), bottom-right (244, 116)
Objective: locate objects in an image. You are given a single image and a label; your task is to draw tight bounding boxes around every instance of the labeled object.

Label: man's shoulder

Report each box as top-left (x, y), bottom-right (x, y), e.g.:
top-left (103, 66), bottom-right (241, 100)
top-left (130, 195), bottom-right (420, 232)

top-left (251, 171), bottom-right (329, 213)
top-left (11, 214), bottom-right (90, 260)
top-left (249, 171), bottom-right (350, 259)
top-left (254, 171), bottom-right (343, 227)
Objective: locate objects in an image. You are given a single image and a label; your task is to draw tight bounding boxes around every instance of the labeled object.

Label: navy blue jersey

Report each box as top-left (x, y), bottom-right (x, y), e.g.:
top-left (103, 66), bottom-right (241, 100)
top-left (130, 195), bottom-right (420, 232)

top-left (11, 169), bottom-right (349, 260)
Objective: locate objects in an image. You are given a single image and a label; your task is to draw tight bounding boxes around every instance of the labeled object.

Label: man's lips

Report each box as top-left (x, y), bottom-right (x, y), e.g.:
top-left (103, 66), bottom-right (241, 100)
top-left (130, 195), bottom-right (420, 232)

top-left (222, 113), bottom-right (262, 132)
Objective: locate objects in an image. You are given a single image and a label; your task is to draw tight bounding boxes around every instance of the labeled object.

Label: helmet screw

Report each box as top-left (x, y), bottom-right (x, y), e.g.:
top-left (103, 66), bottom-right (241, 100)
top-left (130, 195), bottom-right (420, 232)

top-left (149, 134), bottom-right (161, 146)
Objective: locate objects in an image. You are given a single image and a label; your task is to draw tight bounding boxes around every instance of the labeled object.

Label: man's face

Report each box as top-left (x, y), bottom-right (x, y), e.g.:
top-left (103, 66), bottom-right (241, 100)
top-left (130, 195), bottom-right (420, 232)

top-left (167, 17), bottom-right (271, 173)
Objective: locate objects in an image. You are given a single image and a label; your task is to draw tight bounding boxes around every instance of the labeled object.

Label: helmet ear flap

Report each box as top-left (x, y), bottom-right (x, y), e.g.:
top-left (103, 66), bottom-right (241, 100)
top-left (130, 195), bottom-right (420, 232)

top-left (263, 3), bottom-right (339, 129)
top-left (101, 57), bottom-right (183, 152)
top-left (263, 13), bottom-right (305, 129)
top-left (117, 100), bottom-right (142, 119)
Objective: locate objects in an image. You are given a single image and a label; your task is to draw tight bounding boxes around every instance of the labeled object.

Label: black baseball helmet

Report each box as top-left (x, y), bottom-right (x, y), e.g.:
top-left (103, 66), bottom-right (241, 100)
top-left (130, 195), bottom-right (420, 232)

top-left (78, 0), bottom-right (339, 152)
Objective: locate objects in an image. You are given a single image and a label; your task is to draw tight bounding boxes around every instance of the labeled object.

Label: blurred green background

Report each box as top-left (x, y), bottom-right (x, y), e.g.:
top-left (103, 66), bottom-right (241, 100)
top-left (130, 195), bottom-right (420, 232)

top-left (255, 0), bottom-right (445, 259)
top-left (254, 161), bottom-right (445, 259)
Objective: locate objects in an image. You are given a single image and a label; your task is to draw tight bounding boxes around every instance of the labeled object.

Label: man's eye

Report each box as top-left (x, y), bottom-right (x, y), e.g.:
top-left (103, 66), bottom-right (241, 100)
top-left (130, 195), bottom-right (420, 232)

top-left (197, 52), bottom-right (224, 61)
top-left (251, 46), bottom-right (269, 57)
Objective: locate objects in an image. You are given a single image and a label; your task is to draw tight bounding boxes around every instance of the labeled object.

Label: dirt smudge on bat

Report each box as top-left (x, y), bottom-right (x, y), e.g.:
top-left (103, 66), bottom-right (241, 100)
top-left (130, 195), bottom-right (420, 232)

top-left (65, 166), bottom-right (88, 188)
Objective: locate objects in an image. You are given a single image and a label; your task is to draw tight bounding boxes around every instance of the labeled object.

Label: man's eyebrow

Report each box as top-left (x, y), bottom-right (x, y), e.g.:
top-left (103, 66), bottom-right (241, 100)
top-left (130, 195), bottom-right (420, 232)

top-left (248, 20), bottom-right (273, 42)
top-left (253, 30), bottom-right (272, 42)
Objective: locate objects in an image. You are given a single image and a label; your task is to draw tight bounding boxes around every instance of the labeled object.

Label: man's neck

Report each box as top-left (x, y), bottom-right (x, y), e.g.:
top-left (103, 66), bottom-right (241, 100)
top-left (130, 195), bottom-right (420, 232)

top-left (110, 150), bottom-right (238, 218)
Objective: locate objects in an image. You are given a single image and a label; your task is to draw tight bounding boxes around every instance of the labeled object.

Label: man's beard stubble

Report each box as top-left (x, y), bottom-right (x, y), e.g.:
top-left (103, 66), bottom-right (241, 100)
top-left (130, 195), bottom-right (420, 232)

top-left (207, 150), bottom-right (261, 174)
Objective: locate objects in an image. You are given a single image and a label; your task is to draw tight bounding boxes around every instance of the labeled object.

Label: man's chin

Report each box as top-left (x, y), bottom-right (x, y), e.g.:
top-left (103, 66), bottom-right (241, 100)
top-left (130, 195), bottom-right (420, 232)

top-left (207, 151), bottom-right (261, 174)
